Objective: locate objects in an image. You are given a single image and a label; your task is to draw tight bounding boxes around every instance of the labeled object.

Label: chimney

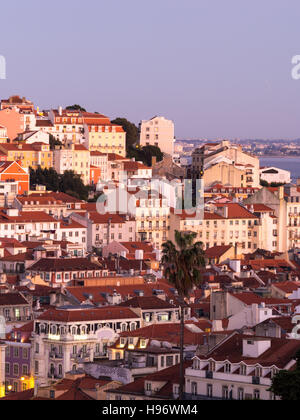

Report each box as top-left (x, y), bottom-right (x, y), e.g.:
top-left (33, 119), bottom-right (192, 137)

top-left (152, 156), bottom-right (157, 167)
top-left (58, 106), bottom-right (63, 116)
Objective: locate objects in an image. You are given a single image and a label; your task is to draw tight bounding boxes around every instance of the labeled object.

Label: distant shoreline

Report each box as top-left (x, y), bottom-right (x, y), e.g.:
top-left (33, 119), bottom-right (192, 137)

top-left (259, 155), bottom-right (300, 159)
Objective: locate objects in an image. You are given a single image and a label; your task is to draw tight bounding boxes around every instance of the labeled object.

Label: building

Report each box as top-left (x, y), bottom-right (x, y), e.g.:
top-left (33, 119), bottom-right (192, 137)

top-left (4, 322), bottom-right (34, 394)
top-left (190, 141), bottom-right (260, 188)
top-left (260, 167), bottom-right (291, 185)
top-left (0, 161), bottom-right (29, 195)
top-left (1, 96), bottom-right (34, 113)
top-left (169, 202), bottom-right (278, 254)
top-left (139, 116), bottom-right (175, 156)
top-left (106, 362), bottom-right (191, 400)
top-left (83, 114), bottom-right (126, 157)
top-left (48, 108), bottom-right (85, 144)
top-left (53, 145), bottom-right (90, 185)
top-left (90, 152), bottom-right (108, 181)
top-left (0, 293), bottom-right (33, 327)
top-left (26, 257), bottom-right (106, 288)
top-left (185, 332), bottom-right (300, 400)
top-left (0, 143), bottom-right (53, 170)
top-left (0, 341), bottom-right (5, 398)
top-left (71, 212), bottom-right (136, 252)
top-left (0, 108), bottom-right (25, 141)
top-left (32, 306), bottom-right (141, 386)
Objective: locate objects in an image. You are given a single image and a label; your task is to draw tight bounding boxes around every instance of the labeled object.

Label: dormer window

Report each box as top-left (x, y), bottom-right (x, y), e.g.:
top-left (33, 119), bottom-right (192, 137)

top-left (225, 363), bottom-right (231, 373)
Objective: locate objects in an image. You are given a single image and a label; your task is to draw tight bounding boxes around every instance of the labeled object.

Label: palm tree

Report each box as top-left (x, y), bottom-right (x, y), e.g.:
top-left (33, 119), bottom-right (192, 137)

top-left (162, 230), bottom-right (205, 400)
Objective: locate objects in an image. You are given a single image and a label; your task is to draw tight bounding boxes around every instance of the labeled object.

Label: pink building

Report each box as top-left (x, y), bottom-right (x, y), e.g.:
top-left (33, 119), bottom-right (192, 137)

top-left (0, 108), bottom-right (24, 141)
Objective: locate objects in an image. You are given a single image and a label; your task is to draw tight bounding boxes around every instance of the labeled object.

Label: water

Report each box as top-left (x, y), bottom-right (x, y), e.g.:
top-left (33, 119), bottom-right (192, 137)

top-left (260, 157), bottom-right (300, 183)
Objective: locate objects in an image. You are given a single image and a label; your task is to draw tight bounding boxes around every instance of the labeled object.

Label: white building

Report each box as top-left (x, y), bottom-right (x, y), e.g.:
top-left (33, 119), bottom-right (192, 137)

top-left (32, 306), bottom-right (141, 386)
top-left (260, 167), bottom-right (291, 185)
top-left (185, 332), bottom-right (299, 400)
top-left (139, 116), bottom-right (175, 156)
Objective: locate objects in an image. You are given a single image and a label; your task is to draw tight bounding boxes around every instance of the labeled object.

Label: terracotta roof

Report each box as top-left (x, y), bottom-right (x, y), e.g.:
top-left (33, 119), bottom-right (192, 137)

top-left (206, 333), bottom-right (300, 368)
top-left (37, 306), bottom-right (140, 322)
top-left (118, 296), bottom-right (178, 310)
top-left (28, 257), bottom-right (102, 272)
top-left (205, 245), bottom-right (232, 259)
top-left (0, 293), bottom-right (29, 306)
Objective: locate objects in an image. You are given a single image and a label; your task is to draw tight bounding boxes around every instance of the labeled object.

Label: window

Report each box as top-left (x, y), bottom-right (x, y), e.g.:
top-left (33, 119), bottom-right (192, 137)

top-left (207, 384), bottom-right (213, 398)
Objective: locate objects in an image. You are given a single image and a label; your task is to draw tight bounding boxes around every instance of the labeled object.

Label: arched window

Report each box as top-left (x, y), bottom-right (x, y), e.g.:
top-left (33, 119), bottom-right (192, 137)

top-left (72, 327), bottom-right (77, 335)
top-left (58, 364), bottom-right (63, 376)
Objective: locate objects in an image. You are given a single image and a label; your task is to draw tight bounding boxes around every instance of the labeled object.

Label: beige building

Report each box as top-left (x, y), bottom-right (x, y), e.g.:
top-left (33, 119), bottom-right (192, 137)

top-left (139, 116), bottom-right (175, 156)
top-left (53, 145), bottom-right (90, 185)
top-left (169, 202), bottom-right (278, 255)
top-left (190, 140), bottom-right (260, 188)
top-left (84, 122), bottom-right (126, 157)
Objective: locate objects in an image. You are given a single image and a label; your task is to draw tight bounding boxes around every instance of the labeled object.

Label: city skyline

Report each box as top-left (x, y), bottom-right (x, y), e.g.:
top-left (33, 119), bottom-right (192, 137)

top-left (1, 0), bottom-right (300, 139)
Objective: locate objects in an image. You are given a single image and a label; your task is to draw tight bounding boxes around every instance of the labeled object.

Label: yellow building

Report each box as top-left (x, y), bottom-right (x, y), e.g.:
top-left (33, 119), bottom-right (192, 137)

top-left (53, 144), bottom-right (90, 185)
top-left (0, 143), bottom-right (53, 170)
top-left (169, 203), bottom-right (278, 256)
top-left (84, 122), bottom-right (126, 157)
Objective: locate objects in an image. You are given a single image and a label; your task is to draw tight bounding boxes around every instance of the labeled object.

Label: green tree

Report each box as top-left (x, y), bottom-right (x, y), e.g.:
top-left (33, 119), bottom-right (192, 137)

top-left (269, 349), bottom-right (300, 400)
top-left (161, 231), bottom-right (205, 400)
top-left (66, 104), bottom-right (86, 112)
top-left (111, 118), bottom-right (139, 149)
top-left (127, 145), bottom-right (163, 166)
top-left (30, 167), bottom-right (89, 200)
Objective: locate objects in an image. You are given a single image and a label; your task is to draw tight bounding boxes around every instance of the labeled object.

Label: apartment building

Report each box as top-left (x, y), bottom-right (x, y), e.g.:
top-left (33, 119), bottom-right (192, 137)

top-left (48, 108), bottom-right (85, 144)
top-left (32, 306), bottom-right (141, 386)
top-left (260, 167), bottom-right (291, 185)
top-left (169, 202), bottom-right (278, 255)
top-left (0, 143), bottom-right (53, 170)
top-left (0, 293), bottom-right (32, 326)
top-left (0, 161), bottom-right (29, 195)
top-left (1, 96), bottom-right (34, 113)
top-left (90, 152), bottom-right (108, 181)
top-left (26, 257), bottom-right (106, 287)
top-left (53, 144), bottom-right (90, 185)
top-left (0, 108), bottom-right (26, 141)
top-left (83, 114), bottom-right (126, 157)
top-left (71, 212), bottom-right (136, 252)
top-left (128, 189), bottom-right (170, 250)
top-left (4, 322), bottom-right (34, 394)
top-left (0, 208), bottom-right (59, 242)
top-left (185, 333), bottom-right (300, 400)
top-left (190, 140), bottom-right (260, 188)
top-left (139, 116), bottom-right (175, 156)
top-left (0, 342), bottom-right (5, 398)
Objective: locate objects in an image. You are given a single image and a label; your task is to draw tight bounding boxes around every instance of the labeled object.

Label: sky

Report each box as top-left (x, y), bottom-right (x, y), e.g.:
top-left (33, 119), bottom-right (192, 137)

top-left (1, 0), bottom-right (300, 139)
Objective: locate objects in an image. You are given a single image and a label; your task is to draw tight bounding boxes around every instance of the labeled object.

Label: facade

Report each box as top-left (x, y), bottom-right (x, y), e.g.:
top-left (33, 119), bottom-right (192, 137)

top-left (1, 96), bottom-right (34, 113)
top-left (190, 141), bottom-right (260, 188)
top-left (169, 203), bottom-right (278, 254)
top-left (260, 167), bottom-right (291, 185)
top-left (53, 145), bottom-right (90, 185)
top-left (0, 143), bottom-right (53, 170)
top-left (83, 115), bottom-right (126, 157)
top-left (26, 257), bottom-right (106, 288)
top-left (71, 212), bottom-right (136, 252)
top-left (0, 293), bottom-right (32, 326)
top-left (0, 108), bottom-right (25, 141)
top-left (32, 306), bottom-right (141, 386)
top-left (0, 341), bottom-right (5, 398)
top-left (90, 152), bottom-right (108, 181)
top-left (185, 333), bottom-right (299, 400)
top-left (139, 116), bottom-right (175, 156)
top-left (0, 161), bottom-right (29, 195)
top-left (5, 323), bottom-right (33, 394)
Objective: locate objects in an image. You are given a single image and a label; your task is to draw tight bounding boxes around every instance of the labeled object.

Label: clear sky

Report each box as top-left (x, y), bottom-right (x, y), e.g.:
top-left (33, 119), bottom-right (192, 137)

top-left (1, 0), bottom-right (300, 139)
